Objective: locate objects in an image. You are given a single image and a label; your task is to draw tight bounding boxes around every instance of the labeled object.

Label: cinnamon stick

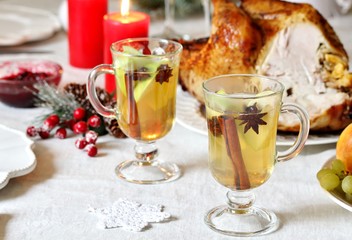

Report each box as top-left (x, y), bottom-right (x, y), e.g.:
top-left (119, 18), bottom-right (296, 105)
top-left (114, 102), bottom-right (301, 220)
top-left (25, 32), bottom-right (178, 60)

top-left (124, 74), bottom-right (141, 139)
top-left (218, 115), bottom-right (250, 190)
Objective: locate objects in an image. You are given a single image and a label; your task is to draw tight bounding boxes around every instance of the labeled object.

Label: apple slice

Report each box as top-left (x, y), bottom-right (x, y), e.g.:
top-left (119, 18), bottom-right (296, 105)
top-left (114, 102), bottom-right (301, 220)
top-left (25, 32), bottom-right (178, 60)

top-left (133, 59), bottom-right (171, 103)
top-left (240, 90), bottom-right (278, 150)
top-left (122, 45), bottom-right (142, 55)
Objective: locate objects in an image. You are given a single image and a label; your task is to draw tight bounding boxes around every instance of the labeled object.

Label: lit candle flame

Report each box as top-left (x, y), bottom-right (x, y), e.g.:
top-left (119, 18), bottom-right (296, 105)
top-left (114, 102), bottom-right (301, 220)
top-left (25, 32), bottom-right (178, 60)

top-left (121, 0), bottom-right (130, 17)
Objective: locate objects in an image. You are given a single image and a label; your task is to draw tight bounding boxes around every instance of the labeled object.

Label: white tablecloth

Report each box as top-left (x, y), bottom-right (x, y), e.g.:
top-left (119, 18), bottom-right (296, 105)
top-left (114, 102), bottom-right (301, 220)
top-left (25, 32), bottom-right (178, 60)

top-left (0, 0), bottom-right (351, 239)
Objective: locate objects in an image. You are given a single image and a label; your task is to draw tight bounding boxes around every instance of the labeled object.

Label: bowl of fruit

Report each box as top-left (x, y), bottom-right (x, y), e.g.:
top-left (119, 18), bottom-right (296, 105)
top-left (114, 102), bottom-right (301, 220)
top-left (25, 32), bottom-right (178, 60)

top-left (0, 59), bottom-right (63, 108)
top-left (317, 124), bottom-right (352, 211)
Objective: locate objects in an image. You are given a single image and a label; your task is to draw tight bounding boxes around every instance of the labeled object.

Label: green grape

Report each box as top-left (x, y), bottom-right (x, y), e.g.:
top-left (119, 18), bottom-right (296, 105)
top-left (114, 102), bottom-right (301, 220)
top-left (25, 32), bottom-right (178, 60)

top-left (345, 193), bottom-right (352, 203)
top-left (319, 172), bottom-right (340, 191)
top-left (317, 168), bottom-right (335, 180)
top-left (341, 175), bottom-right (352, 194)
top-left (331, 159), bottom-right (346, 177)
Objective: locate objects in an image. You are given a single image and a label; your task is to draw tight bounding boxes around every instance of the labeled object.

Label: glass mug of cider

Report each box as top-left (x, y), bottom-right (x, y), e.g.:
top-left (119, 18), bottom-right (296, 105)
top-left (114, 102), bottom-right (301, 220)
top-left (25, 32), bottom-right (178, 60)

top-left (87, 38), bottom-right (183, 184)
top-left (202, 74), bottom-right (309, 237)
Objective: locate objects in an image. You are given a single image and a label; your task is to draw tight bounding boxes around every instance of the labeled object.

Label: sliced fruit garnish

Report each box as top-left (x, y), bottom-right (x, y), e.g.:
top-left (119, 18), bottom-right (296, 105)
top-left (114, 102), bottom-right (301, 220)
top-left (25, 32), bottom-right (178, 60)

top-left (248, 90), bottom-right (275, 114)
top-left (122, 46), bottom-right (143, 55)
top-left (133, 60), bottom-right (172, 101)
top-left (132, 61), bottom-right (160, 102)
top-left (239, 112), bottom-right (274, 151)
top-left (216, 89), bottom-right (227, 95)
top-left (125, 41), bottom-right (151, 55)
top-left (115, 68), bottom-right (127, 96)
top-left (133, 76), bottom-right (156, 102)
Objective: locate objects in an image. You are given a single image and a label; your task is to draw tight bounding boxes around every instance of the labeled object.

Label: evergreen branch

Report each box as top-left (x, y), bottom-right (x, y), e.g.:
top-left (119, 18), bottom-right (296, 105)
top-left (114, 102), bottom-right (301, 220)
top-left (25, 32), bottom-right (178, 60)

top-left (32, 82), bottom-right (80, 124)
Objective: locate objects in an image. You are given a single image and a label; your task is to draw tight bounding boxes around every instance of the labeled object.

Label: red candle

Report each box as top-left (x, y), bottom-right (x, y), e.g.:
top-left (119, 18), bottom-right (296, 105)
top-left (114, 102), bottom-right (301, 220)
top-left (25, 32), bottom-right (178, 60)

top-left (103, 11), bottom-right (150, 93)
top-left (68, 0), bottom-right (107, 68)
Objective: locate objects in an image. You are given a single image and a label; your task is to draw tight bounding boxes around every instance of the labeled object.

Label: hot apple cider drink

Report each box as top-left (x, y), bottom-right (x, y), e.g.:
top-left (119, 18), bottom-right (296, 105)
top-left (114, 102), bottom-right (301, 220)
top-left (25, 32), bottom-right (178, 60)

top-left (206, 91), bottom-right (281, 190)
top-left (113, 44), bottom-right (178, 141)
top-left (88, 38), bottom-right (183, 184)
top-left (202, 74), bottom-right (309, 237)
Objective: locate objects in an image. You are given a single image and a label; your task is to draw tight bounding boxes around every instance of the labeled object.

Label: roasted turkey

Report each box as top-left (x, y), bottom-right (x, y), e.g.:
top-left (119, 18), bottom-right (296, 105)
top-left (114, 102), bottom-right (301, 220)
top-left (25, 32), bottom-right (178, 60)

top-left (179, 0), bottom-right (262, 104)
top-left (179, 0), bottom-right (352, 132)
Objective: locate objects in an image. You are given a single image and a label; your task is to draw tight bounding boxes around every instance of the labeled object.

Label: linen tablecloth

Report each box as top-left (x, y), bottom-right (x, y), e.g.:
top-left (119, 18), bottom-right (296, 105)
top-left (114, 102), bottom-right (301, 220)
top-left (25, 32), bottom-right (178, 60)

top-left (0, 0), bottom-right (351, 239)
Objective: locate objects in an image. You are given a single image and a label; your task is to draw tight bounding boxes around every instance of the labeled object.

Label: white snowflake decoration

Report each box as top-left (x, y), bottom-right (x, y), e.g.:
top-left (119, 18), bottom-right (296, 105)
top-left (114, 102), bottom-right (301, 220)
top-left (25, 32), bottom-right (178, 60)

top-left (88, 198), bottom-right (171, 232)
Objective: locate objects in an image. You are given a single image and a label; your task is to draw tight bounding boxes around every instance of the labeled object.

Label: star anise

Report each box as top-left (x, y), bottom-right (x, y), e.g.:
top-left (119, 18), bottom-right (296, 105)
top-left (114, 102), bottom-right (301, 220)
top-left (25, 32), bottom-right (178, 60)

top-left (237, 103), bottom-right (267, 134)
top-left (207, 116), bottom-right (222, 136)
top-left (155, 64), bottom-right (173, 84)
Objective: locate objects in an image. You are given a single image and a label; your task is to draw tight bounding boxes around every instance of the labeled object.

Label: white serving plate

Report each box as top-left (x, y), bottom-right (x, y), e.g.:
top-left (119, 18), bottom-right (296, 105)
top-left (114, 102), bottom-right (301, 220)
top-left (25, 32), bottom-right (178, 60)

top-left (0, 4), bottom-right (61, 46)
top-left (0, 124), bottom-right (36, 189)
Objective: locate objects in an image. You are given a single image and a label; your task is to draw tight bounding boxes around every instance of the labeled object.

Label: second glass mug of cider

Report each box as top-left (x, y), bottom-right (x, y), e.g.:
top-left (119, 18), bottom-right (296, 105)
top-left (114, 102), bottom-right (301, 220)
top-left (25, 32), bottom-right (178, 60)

top-left (202, 74), bottom-right (310, 237)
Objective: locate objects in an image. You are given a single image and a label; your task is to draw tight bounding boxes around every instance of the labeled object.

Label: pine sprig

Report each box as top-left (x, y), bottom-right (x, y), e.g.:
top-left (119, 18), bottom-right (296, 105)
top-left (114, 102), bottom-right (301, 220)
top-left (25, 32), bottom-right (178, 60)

top-left (33, 82), bottom-right (80, 124)
top-left (30, 82), bottom-right (126, 138)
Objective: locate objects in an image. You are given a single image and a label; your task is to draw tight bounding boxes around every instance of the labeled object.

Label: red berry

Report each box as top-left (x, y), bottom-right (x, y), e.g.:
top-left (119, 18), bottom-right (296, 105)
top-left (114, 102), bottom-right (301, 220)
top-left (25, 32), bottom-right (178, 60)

top-left (38, 128), bottom-right (50, 139)
top-left (85, 130), bottom-right (98, 144)
top-left (85, 143), bottom-right (98, 157)
top-left (75, 138), bottom-right (87, 149)
top-left (43, 114), bottom-right (60, 131)
top-left (26, 126), bottom-right (37, 137)
top-left (73, 107), bottom-right (86, 121)
top-left (65, 119), bottom-right (76, 131)
top-left (87, 115), bottom-right (101, 128)
top-left (73, 121), bottom-right (88, 134)
top-left (55, 128), bottom-right (67, 139)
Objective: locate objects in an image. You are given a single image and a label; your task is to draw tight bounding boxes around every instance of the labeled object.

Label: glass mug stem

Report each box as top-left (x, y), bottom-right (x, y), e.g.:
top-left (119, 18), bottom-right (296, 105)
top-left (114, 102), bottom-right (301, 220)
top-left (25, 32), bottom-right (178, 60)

top-left (134, 141), bottom-right (158, 163)
top-left (277, 103), bottom-right (310, 162)
top-left (226, 190), bottom-right (255, 213)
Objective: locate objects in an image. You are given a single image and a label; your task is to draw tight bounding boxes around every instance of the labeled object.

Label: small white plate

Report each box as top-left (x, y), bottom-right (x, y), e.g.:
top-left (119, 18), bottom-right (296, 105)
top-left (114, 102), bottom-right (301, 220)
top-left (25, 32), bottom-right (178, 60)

top-left (0, 124), bottom-right (36, 190)
top-left (176, 88), bottom-right (339, 146)
top-left (0, 4), bottom-right (61, 46)
top-left (320, 157), bottom-right (352, 212)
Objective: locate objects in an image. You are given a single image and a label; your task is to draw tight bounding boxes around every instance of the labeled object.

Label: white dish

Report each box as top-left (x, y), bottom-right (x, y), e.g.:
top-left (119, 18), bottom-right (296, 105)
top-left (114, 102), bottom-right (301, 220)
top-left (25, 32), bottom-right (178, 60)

top-left (176, 88), bottom-right (339, 146)
top-left (0, 4), bottom-right (61, 46)
top-left (0, 124), bottom-right (36, 190)
top-left (320, 157), bottom-right (352, 212)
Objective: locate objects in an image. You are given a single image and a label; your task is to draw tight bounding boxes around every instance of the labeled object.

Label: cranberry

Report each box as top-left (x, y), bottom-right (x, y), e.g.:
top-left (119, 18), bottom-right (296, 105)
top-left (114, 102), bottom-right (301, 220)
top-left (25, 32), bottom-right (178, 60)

top-left (75, 138), bottom-right (87, 149)
top-left (85, 143), bottom-right (98, 157)
top-left (73, 107), bottom-right (86, 121)
top-left (85, 130), bottom-right (98, 144)
top-left (26, 126), bottom-right (37, 137)
top-left (55, 128), bottom-right (67, 139)
top-left (87, 115), bottom-right (101, 128)
top-left (73, 121), bottom-right (88, 134)
top-left (65, 119), bottom-right (76, 131)
top-left (43, 114), bottom-right (60, 131)
top-left (38, 128), bottom-right (50, 139)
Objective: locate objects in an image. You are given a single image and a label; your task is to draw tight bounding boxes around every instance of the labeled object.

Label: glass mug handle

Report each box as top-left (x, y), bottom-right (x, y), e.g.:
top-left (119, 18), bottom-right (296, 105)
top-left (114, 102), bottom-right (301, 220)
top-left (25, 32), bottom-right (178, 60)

top-left (277, 103), bottom-right (310, 162)
top-left (87, 64), bottom-right (117, 119)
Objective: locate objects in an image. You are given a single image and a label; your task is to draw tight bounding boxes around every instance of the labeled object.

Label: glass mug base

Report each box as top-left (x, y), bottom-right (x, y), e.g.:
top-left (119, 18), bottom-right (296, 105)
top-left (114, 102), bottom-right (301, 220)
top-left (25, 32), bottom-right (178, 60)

top-left (115, 160), bottom-right (181, 184)
top-left (204, 205), bottom-right (279, 237)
